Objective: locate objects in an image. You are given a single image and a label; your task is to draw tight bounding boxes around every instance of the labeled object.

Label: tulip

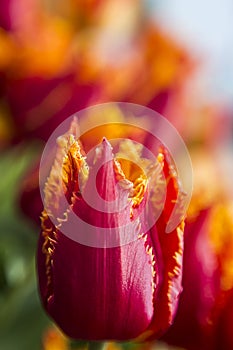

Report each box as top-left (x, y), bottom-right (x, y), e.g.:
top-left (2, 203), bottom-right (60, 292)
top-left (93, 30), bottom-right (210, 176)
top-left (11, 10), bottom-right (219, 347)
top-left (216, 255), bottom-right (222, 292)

top-left (208, 202), bottom-right (233, 350)
top-left (161, 148), bottom-right (223, 350)
top-left (37, 120), bottom-right (185, 341)
top-left (6, 74), bottom-right (101, 143)
top-left (162, 208), bottom-right (220, 350)
top-left (0, 0), bottom-right (16, 31)
top-left (161, 170), bottom-right (233, 350)
top-left (213, 288), bottom-right (233, 350)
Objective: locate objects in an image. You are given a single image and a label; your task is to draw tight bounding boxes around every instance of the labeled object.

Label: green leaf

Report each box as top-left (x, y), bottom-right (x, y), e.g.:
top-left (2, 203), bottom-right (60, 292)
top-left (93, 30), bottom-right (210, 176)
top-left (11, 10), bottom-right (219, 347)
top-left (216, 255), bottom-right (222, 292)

top-left (0, 142), bottom-right (50, 350)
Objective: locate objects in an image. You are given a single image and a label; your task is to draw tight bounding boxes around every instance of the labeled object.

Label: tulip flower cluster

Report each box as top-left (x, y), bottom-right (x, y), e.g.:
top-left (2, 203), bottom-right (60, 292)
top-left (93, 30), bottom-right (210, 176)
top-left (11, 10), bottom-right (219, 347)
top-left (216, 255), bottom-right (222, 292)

top-left (0, 0), bottom-right (193, 149)
top-left (1, 1), bottom-right (233, 350)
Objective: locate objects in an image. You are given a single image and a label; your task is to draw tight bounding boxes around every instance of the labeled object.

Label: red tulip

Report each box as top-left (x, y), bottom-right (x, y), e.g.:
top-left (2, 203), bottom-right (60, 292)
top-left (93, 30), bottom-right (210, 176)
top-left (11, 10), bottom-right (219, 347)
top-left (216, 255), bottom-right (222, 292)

top-left (162, 208), bottom-right (220, 350)
top-left (0, 0), bottom-right (18, 31)
top-left (6, 74), bottom-right (101, 143)
top-left (208, 203), bottom-right (233, 350)
top-left (37, 120), bottom-right (185, 341)
top-left (214, 288), bottom-right (233, 350)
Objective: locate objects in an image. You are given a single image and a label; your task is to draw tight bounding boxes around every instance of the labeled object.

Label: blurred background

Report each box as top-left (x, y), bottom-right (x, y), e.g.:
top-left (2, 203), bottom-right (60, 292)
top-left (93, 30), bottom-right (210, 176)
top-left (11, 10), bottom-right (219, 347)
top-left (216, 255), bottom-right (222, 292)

top-left (0, 1), bottom-right (232, 349)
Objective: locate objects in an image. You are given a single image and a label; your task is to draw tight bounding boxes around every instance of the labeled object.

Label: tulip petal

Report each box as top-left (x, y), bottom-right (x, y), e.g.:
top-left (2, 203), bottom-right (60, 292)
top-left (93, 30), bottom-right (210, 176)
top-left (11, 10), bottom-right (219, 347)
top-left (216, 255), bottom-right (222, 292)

top-left (142, 149), bottom-right (185, 340)
top-left (38, 229), bottom-right (155, 340)
top-left (163, 209), bottom-right (219, 350)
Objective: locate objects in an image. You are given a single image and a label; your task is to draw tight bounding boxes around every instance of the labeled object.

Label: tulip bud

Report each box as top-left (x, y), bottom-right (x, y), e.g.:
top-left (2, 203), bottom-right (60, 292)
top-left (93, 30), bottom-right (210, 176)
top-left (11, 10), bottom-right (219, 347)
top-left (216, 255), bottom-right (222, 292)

top-left (37, 119), bottom-right (185, 341)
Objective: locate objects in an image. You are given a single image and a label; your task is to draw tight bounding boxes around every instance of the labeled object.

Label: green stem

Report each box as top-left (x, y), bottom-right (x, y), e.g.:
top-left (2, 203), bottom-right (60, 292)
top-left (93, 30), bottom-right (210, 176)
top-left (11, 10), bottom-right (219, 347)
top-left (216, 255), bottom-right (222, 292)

top-left (88, 342), bottom-right (106, 350)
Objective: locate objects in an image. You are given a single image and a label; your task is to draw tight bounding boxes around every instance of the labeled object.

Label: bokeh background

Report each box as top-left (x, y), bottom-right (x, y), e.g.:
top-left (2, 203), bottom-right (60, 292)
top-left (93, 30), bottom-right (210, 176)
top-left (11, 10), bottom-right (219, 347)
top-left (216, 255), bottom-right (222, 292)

top-left (0, 1), bottom-right (233, 349)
